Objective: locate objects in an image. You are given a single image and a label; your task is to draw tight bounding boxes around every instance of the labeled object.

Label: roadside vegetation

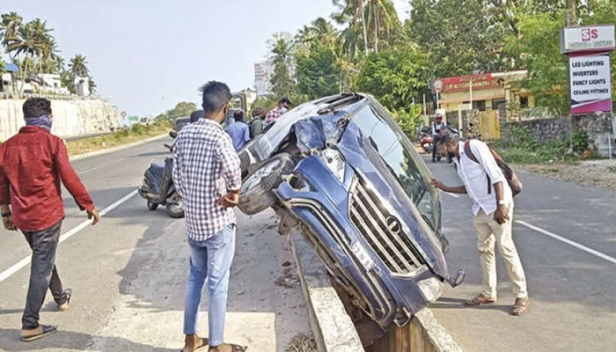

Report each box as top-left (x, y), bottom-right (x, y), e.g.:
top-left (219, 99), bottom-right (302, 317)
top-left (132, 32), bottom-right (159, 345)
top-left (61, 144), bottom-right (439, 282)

top-left (65, 119), bottom-right (172, 156)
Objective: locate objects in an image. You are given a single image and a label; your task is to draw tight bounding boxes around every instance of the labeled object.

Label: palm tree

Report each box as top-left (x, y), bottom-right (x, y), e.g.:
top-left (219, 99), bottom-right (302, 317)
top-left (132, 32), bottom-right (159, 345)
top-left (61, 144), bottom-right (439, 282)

top-left (69, 54), bottom-right (89, 77)
top-left (0, 12), bottom-right (23, 61)
top-left (332, 0), bottom-right (368, 55)
top-left (365, 0), bottom-right (399, 53)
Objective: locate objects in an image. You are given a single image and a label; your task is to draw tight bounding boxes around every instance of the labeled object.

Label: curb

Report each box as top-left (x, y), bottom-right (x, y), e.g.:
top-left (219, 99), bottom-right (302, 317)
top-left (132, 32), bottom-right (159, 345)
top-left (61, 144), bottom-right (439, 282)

top-left (290, 231), bottom-right (365, 352)
top-left (414, 309), bottom-right (463, 352)
top-left (68, 134), bottom-right (168, 161)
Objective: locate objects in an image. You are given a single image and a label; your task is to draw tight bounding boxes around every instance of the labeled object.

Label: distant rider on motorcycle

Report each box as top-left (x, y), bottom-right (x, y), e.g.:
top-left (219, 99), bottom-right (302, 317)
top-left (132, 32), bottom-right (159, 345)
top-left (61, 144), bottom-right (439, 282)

top-left (432, 113), bottom-right (446, 162)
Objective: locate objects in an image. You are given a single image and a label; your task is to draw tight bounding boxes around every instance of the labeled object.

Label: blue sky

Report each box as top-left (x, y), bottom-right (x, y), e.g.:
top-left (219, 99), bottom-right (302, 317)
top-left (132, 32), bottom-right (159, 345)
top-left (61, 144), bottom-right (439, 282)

top-left (2, 0), bottom-right (410, 116)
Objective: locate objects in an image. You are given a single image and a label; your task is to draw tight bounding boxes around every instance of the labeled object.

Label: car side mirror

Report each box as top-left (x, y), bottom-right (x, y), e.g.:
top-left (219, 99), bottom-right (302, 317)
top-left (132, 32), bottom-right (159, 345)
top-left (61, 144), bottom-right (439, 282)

top-left (169, 131), bottom-right (177, 138)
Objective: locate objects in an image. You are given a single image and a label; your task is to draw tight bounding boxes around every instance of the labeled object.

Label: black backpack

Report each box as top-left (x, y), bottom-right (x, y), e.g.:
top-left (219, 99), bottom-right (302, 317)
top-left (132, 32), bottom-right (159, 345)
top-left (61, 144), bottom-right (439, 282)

top-left (463, 140), bottom-right (522, 197)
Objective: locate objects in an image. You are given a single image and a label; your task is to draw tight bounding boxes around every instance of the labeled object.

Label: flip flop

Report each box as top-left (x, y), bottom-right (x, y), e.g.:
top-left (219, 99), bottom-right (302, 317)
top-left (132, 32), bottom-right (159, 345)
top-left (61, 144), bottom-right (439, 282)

top-left (208, 344), bottom-right (247, 352)
top-left (181, 337), bottom-right (209, 352)
top-left (21, 325), bottom-right (57, 342)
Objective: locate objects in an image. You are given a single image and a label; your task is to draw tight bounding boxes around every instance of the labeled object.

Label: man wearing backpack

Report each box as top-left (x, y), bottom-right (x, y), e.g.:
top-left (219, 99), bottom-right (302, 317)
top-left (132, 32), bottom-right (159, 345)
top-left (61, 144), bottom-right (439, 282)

top-left (430, 129), bottom-right (530, 316)
top-left (249, 107), bottom-right (267, 139)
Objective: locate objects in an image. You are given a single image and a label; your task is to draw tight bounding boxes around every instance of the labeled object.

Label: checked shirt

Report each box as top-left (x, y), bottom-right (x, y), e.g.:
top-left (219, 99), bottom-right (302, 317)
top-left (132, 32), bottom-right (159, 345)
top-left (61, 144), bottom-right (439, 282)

top-left (172, 119), bottom-right (242, 241)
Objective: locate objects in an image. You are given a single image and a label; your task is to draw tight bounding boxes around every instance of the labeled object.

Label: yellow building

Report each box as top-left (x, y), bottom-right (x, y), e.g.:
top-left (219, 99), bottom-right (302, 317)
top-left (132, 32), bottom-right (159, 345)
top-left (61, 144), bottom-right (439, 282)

top-left (430, 70), bottom-right (534, 118)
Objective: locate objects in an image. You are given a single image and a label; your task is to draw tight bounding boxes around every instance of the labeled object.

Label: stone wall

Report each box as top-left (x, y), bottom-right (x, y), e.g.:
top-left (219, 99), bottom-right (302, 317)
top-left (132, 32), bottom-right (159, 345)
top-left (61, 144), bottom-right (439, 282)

top-left (0, 97), bottom-right (121, 141)
top-left (505, 113), bottom-right (615, 157)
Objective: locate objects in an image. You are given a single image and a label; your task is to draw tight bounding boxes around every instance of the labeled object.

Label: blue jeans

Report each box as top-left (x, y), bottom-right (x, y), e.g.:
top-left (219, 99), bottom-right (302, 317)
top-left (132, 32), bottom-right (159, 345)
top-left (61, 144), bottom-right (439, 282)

top-left (183, 224), bottom-right (236, 346)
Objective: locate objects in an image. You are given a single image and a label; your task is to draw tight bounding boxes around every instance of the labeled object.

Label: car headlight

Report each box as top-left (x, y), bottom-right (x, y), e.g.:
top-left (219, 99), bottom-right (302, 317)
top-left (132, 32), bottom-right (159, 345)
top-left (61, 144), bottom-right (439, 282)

top-left (417, 277), bottom-right (444, 303)
top-left (319, 148), bottom-right (346, 182)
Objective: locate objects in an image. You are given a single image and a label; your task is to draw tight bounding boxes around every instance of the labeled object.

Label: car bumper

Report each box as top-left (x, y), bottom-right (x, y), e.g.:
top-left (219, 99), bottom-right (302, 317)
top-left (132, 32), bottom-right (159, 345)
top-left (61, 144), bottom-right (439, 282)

top-left (275, 156), bottom-right (442, 328)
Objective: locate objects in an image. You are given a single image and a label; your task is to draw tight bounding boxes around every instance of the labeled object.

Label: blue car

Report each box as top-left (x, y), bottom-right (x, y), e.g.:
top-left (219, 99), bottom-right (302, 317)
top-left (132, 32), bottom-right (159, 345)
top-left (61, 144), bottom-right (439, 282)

top-left (237, 93), bottom-right (464, 346)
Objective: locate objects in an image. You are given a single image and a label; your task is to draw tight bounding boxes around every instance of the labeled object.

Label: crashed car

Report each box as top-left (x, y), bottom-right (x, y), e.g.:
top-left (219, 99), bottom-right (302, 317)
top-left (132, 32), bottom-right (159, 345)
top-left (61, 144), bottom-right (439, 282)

top-left (237, 93), bottom-right (464, 345)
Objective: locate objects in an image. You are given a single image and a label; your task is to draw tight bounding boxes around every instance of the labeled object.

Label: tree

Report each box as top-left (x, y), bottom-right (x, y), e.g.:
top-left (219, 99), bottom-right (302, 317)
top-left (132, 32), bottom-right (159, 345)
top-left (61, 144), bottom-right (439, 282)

top-left (356, 46), bottom-right (430, 112)
top-left (295, 43), bottom-right (341, 99)
top-left (268, 32), bottom-right (297, 98)
top-left (0, 12), bottom-right (23, 61)
top-left (69, 54), bottom-right (89, 77)
top-left (365, 0), bottom-right (399, 53)
top-left (333, 0), bottom-right (369, 55)
top-left (167, 101), bottom-right (197, 120)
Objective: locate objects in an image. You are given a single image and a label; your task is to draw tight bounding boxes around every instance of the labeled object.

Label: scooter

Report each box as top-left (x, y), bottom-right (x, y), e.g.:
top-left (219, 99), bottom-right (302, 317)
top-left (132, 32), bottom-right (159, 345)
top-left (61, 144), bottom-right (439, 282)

top-left (137, 131), bottom-right (184, 218)
top-left (419, 127), bottom-right (434, 154)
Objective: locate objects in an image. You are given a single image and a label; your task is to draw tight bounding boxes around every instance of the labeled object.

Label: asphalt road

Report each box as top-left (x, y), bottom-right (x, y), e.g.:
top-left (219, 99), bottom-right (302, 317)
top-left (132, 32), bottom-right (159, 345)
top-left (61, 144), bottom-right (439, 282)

top-left (0, 138), bottom-right (312, 352)
top-left (427, 157), bottom-right (616, 352)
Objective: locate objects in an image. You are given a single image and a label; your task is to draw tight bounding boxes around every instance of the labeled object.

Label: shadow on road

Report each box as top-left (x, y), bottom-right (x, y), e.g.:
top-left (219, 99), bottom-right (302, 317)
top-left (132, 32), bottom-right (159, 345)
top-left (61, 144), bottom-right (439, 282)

top-left (0, 329), bottom-right (176, 352)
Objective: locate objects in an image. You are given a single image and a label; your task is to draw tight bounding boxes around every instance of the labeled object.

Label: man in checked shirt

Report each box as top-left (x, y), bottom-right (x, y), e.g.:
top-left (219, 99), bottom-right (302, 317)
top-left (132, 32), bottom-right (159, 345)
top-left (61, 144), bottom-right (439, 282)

top-left (172, 81), bottom-right (245, 352)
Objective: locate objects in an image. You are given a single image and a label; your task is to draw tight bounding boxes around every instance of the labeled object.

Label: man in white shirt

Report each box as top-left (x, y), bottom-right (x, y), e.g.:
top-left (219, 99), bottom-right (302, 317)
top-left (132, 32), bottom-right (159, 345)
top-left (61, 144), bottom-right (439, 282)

top-left (430, 130), bottom-right (530, 316)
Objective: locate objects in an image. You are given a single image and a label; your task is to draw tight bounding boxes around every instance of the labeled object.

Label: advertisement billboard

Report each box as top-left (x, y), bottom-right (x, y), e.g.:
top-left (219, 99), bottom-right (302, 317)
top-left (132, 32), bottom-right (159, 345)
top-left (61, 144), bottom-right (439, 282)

top-left (569, 53), bottom-right (612, 114)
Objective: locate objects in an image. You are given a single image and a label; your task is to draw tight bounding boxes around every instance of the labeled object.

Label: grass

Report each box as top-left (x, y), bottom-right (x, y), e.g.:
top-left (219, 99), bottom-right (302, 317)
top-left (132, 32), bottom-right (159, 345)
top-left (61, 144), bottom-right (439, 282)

top-left (285, 333), bottom-right (317, 352)
top-left (65, 121), bottom-right (172, 156)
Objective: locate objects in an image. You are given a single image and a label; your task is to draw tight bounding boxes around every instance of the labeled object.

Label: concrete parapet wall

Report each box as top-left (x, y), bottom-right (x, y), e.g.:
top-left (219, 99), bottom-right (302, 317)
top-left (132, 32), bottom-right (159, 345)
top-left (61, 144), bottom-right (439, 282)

top-left (0, 98), bottom-right (121, 141)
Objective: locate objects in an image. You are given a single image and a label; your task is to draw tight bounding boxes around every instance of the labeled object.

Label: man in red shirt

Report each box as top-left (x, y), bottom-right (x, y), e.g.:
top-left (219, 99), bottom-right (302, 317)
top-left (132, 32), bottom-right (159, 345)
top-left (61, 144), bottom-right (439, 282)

top-left (0, 98), bottom-right (100, 342)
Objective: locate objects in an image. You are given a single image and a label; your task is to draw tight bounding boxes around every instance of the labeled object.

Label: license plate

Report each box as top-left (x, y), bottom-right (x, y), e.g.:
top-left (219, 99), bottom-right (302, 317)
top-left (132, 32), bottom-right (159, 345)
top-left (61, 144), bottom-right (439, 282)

top-left (350, 241), bottom-right (375, 271)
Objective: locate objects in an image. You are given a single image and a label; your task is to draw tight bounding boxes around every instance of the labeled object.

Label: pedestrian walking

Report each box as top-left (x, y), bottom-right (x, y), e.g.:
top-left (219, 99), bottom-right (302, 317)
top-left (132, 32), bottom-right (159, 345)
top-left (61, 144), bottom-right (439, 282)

top-left (264, 97), bottom-right (291, 126)
top-left (226, 109), bottom-right (250, 151)
top-left (430, 129), bottom-right (530, 316)
top-left (172, 81), bottom-right (246, 352)
top-left (0, 97), bottom-right (100, 342)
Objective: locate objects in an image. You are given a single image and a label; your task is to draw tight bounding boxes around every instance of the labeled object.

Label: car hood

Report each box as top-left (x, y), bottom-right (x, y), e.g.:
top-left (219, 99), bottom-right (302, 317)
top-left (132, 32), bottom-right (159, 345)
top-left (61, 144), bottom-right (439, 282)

top-left (291, 115), bottom-right (450, 280)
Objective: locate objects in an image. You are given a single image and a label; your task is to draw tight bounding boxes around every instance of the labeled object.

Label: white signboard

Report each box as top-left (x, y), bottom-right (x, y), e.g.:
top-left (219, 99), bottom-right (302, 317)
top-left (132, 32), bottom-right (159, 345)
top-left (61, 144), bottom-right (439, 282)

top-left (254, 62), bottom-right (273, 96)
top-left (569, 53), bottom-right (612, 114)
top-left (561, 25), bottom-right (615, 54)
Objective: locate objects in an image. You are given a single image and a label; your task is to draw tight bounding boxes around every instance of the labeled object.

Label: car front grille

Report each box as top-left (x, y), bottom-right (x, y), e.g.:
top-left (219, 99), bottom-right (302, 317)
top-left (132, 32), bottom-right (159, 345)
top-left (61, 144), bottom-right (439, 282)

top-left (349, 178), bottom-right (425, 274)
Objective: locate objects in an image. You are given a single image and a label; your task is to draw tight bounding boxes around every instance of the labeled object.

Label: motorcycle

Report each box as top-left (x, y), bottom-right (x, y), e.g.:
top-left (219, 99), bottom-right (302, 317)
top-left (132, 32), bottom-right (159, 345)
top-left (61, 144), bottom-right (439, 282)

top-left (137, 131), bottom-right (184, 218)
top-left (418, 127), bottom-right (434, 154)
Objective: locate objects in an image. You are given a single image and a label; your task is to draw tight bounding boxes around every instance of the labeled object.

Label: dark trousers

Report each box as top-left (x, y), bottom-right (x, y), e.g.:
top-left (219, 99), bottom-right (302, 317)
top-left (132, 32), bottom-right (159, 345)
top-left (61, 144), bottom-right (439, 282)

top-left (21, 221), bottom-right (67, 330)
top-left (432, 134), bottom-right (441, 161)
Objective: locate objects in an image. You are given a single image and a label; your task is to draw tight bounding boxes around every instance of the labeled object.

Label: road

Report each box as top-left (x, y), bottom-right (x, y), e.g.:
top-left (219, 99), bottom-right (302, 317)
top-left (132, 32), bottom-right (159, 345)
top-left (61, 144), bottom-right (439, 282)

top-left (427, 157), bottom-right (616, 352)
top-left (0, 138), bottom-right (312, 352)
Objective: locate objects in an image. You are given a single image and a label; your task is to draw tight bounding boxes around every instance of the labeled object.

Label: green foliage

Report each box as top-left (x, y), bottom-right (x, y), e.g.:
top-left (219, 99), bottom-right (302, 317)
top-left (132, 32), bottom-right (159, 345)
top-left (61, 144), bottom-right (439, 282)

top-left (130, 123), bottom-right (146, 135)
top-left (392, 104), bottom-right (423, 139)
top-left (295, 44), bottom-right (341, 100)
top-left (156, 101), bottom-right (197, 122)
top-left (356, 46), bottom-right (430, 111)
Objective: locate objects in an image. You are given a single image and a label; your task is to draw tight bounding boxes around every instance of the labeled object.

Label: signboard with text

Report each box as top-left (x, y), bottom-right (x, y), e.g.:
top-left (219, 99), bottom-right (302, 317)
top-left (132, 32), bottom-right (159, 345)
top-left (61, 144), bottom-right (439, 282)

top-left (561, 24), bottom-right (614, 115)
top-left (430, 73), bottom-right (502, 94)
top-left (569, 53), bottom-right (612, 114)
top-left (560, 25), bottom-right (615, 54)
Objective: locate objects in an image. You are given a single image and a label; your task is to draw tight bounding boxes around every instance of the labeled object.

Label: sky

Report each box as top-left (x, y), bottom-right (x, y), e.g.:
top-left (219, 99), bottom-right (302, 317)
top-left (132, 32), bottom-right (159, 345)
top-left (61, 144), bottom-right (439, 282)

top-left (1, 0), bottom-right (410, 116)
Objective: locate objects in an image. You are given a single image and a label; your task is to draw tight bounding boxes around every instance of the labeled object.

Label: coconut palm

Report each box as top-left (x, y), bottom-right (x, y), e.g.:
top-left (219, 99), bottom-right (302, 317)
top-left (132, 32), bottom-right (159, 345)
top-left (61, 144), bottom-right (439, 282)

top-left (332, 0), bottom-right (368, 55)
top-left (69, 54), bottom-right (89, 77)
top-left (365, 0), bottom-right (399, 53)
top-left (0, 12), bottom-right (23, 60)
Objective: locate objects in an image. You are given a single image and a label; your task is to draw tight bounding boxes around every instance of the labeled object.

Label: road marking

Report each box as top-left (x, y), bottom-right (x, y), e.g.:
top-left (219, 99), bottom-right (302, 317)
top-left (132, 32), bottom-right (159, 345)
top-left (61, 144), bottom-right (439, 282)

top-left (516, 220), bottom-right (616, 265)
top-left (0, 189), bottom-right (138, 284)
top-left (110, 157), bottom-right (126, 164)
top-left (78, 166), bottom-right (99, 175)
top-left (440, 190), bottom-right (461, 198)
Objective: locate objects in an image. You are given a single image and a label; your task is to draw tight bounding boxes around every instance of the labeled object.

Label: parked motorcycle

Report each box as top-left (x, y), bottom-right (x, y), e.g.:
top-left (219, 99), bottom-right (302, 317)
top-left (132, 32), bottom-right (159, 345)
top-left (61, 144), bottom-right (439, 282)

top-left (419, 126), bottom-right (434, 154)
top-left (137, 131), bottom-right (184, 218)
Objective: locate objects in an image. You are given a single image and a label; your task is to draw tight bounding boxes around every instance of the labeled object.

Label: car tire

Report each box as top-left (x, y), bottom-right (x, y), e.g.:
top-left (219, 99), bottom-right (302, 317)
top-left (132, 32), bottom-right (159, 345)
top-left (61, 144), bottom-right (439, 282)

top-left (238, 153), bottom-right (295, 215)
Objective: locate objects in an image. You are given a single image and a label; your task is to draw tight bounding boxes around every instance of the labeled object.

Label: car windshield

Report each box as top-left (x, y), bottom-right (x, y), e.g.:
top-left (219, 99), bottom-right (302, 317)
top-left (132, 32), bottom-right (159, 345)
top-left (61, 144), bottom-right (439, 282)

top-left (347, 104), bottom-right (440, 232)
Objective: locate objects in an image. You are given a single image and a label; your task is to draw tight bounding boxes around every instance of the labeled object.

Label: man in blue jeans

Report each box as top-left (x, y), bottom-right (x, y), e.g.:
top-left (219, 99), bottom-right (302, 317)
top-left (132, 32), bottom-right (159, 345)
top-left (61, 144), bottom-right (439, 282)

top-left (172, 81), bottom-right (245, 352)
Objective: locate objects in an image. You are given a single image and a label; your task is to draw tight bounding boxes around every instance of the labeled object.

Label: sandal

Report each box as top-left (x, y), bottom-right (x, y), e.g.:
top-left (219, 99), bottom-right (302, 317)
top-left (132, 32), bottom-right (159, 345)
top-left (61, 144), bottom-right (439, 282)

top-left (21, 324), bottom-right (57, 342)
top-left (512, 296), bottom-right (531, 316)
top-left (208, 343), bottom-right (248, 352)
top-left (181, 337), bottom-right (209, 352)
top-left (464, 293), bottom-right (496, 306)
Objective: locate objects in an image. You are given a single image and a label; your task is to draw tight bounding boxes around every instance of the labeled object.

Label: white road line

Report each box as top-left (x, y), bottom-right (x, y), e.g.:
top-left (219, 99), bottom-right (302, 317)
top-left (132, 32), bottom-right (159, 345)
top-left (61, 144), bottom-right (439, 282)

top-left (78, 166), bottom-right (99, 175)
top-left (109, 157), bottom-right (126, 164)
top-left (516, 220), bottom-right (616, 265)
top-left (440, 190), bottom-right (461, 198)
top-left (0, 189), bottom-right (138, 284)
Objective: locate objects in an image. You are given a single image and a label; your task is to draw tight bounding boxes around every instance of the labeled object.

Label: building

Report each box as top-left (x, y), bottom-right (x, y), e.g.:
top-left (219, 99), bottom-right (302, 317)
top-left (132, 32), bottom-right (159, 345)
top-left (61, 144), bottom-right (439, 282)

top-left (430, 70), bottom-right (534, 118)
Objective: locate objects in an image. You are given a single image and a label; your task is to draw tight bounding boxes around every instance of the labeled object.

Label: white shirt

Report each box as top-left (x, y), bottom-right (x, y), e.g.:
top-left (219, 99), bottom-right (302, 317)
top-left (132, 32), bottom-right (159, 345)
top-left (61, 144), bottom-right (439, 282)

top-left (453, 140), bottom-right (512, 216)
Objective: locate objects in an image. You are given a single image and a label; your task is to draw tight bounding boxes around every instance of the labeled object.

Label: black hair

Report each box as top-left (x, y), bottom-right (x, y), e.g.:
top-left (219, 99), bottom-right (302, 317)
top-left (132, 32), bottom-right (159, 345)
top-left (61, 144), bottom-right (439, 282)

top-left (233, 109), bottom-right (245, 122)
top-left (437, 129), bottom-right (459, 147)
top-left (279, 97), bottom-right (291, 105)
top-left (199, 81), bottom-right (232, 113)
top-left (23, 97), bottom-right (52, 118)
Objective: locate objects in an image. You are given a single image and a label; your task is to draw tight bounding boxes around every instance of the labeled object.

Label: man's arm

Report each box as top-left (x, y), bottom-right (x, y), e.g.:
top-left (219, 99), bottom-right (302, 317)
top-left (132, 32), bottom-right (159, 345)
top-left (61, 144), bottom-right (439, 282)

top-left (217, 135), bottom-right (242, 192)
top-left (53, 139), bottom-right (95, 212)
top-left (172, 137), bottom-right (184, 197)
top-left (244, 124), bottom-right (251, 142)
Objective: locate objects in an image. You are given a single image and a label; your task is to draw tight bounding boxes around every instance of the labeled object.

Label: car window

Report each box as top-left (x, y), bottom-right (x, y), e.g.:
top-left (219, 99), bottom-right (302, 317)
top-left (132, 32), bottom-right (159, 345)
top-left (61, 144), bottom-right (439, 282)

top-left (349, 105), bottom-right (438, 230)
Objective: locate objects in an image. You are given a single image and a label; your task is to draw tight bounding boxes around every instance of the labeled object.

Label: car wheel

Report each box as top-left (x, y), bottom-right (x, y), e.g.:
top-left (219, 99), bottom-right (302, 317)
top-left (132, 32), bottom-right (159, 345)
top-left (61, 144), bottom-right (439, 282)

top-left (147, 200), bottom-right (158, 211)
top-left (238, 153), bottom-right (295, 215)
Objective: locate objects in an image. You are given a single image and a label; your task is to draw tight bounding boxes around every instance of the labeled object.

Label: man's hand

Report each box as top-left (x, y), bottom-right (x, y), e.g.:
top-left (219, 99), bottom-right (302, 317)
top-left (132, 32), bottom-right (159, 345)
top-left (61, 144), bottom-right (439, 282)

top-left (87, 208), bottom-right (100, 225)
top-left (2, 215), bottom-right (16, 231)
top-left (494, 205), bottom-right (509, 224)
top-left (216, 191), bottom-right (240, 209)
top-left (430, 178), bottom-right (445, 191)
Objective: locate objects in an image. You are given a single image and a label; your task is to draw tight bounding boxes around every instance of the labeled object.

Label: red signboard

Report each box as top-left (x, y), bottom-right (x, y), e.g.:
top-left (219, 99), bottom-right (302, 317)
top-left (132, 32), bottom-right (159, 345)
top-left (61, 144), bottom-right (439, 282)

top-left (430, 73), bottom-right (502, 94)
